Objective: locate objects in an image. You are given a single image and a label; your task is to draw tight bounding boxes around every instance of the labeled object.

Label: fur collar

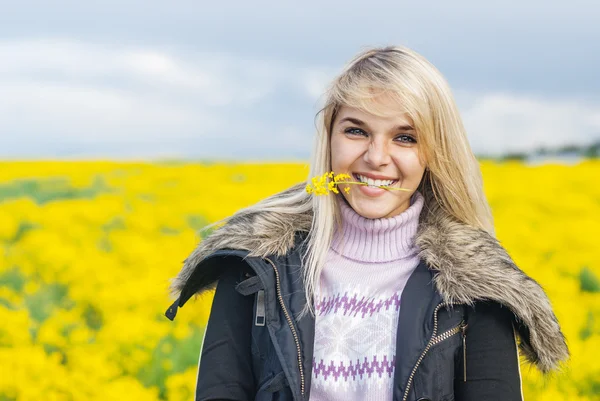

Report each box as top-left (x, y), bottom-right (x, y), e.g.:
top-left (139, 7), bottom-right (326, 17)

top-left (170, 183), bottom-right (569, 374)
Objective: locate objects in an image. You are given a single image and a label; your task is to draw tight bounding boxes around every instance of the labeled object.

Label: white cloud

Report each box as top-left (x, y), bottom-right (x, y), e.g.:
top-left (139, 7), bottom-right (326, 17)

top-left (0, 38), bottom-right (326, 158)
top-left (0, 38), bottom-right (283, 106)
top-left (460, 93), bottom-right (600, 156)
top-left (0, 81), bottom-right (205, 141)
top-left (0, 38), bottom-right (598, 159)
top-left (298, 68), bottom-right (334, 101)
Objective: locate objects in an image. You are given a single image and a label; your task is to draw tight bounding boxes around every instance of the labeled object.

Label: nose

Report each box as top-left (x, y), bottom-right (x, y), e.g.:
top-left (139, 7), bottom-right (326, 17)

top-left (363, 138), bottom-right (391, 167)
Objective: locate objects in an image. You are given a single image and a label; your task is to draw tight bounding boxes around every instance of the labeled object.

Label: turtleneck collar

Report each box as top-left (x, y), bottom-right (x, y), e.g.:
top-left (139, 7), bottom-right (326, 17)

top-left (331, 191), bottom-right (425, 263)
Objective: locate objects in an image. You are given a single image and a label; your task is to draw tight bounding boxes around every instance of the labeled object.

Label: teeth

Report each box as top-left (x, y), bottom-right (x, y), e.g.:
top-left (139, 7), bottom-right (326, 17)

top-left (356, 174), bottom-right (396, 187)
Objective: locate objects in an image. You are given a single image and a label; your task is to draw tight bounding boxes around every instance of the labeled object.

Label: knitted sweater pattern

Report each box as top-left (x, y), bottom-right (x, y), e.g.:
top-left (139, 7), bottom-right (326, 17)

top-left (310, 191), bottom-right (425, 401)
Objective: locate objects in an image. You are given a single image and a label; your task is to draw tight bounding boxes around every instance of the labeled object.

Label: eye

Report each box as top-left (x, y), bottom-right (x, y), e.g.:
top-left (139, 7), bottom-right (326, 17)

top-left (395, 134), bottom-right (417, 144)
top-left (344, 127), bottom-right (368, 137)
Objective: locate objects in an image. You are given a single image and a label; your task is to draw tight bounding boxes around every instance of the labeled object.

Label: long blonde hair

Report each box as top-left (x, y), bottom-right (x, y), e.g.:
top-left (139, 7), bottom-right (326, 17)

top-left (209, 45), bottom-right (495, 316)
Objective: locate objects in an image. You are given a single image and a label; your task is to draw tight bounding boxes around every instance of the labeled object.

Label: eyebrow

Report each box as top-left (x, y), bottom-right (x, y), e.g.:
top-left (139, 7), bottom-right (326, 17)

top-left (337, 116), bottom-right (415, 132)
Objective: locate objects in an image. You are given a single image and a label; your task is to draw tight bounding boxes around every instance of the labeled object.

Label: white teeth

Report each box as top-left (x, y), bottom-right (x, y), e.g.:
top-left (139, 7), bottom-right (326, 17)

top-left (356, 174), bottom-right (396, 187)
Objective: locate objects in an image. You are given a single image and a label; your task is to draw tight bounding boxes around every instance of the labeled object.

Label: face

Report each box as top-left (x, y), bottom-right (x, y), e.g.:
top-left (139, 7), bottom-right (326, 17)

top-left (330, 96), bottom-right (426, 219)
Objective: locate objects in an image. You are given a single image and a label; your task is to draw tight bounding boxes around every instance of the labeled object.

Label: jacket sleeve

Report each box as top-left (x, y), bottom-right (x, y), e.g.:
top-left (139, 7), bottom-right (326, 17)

top-left (454, 301), bottom-right (524, 401)
top-left (195, 259), bottom-right (256, 401)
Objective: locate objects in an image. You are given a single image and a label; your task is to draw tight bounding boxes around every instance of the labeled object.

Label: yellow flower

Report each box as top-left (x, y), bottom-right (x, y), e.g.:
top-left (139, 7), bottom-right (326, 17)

top-left (305, 171), bottom-right (412, 195)
top-left (1, 160), bottom-right (597, 400)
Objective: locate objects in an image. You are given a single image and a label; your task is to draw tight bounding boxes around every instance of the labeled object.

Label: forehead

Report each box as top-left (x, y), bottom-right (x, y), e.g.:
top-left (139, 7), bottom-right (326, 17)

top-left (335, 91), bottom-right (414, 125)
top-left (335, 104), bottom-right (414, 127)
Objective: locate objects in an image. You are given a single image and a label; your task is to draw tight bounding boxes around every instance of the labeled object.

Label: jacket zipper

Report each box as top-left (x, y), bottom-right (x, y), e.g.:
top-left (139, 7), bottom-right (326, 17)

top-left (264, 257), bottom-right (306, 397)
top-left (461, 322), bottom-right (468, 382)
top-left (402, 303), bottom-right (468, 401)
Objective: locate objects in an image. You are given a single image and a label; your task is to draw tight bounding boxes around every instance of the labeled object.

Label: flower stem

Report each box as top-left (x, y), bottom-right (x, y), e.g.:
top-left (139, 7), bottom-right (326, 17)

top-left (340, 181), bottom-right (413, 192)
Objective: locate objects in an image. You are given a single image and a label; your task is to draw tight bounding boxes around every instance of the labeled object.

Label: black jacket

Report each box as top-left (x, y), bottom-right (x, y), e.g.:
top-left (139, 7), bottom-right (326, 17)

top-left (166, 183), bottom-right (569, 401)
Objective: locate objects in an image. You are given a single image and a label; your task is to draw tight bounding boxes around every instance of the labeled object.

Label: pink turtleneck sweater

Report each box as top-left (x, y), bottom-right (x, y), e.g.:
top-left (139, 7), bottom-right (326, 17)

top-left (310, 191), bottom-right (425, 401)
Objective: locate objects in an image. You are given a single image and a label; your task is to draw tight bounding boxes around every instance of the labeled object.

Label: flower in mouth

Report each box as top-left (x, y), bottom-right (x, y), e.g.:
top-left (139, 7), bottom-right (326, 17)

top-left (353, 173), bottom-right (398, 187)
top-left (305, 172), bottom-right (412, 196)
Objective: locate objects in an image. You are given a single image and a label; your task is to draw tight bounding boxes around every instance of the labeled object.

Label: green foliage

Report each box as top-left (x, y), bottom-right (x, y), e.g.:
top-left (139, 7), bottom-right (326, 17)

top-left (187, 215), bottom-right (217, 240)
top-left (97, 237), bottom-right (113, 252)
top-left (0, 267), bottom-right (26, 292)
top-left (580, 311), bottom-right (595, 340)
top-left (0, 176), bottom-right (110, 205)
top-left (82, 303), bottom-right (104, 331)
top-left (5, 221), bottom-right (39, 244)
top-left (102, 216), bottom-right (126, 232)
top-left (580, 266), bottom-right (600, 293)
top-left (187, 215), bottom-right (209, 230)
top-left (584, 146), bottom-right (599, 158)
top-left (42, 344), bottom-right (68, 365)
top-left (500, 152), bottom-right (528, 162)
top-left (24, 283), bottom-right (73, 324)
top-left (98, 216), bottom-right (125, 252)
top-left (137, 325), bottom-right (204, 399)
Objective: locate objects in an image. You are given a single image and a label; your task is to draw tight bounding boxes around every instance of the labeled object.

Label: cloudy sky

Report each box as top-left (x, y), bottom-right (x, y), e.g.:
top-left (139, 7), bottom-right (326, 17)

top-left (1, 1), bottom-right (599, 160)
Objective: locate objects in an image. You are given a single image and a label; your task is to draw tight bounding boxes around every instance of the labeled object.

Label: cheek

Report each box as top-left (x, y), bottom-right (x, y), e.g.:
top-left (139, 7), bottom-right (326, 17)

top-left (330, 136), bottom-right (341, 170)
top-left (393, 150), bottom-right (426, 176)
top-left (330, 135), bottom-right (357, 170)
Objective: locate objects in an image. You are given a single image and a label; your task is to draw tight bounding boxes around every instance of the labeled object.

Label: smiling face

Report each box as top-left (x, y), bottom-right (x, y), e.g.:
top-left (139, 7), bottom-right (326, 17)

top-left (330, 96), bottom-right (427, 219)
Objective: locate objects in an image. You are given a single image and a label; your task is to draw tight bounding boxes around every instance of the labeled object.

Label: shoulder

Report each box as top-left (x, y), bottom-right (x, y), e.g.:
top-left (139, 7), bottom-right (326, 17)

top-left (177, 249), bottom-right (255, 307)
top-left (466, 301), bottom-right (516, 332)
top-left (463, 300), bottom-right (518, 349)
top-left (460, 301), bottom-right (520, 368)
top-left (205, 256), bottom-right (257, 324)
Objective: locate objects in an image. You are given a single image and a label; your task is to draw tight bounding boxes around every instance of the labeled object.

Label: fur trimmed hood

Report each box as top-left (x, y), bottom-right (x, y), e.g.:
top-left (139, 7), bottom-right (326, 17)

top-left (170, 183), bottom-right (569, 374)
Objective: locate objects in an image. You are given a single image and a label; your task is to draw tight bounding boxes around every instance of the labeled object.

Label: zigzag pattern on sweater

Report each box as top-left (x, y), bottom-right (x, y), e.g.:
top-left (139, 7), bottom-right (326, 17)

top-left (312, 355), bottom-right (396, 381)
top-left (315, 292), bottom-right (401, 318)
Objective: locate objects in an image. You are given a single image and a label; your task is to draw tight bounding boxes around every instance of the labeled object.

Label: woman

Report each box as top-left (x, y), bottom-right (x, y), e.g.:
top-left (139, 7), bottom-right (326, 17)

top-left (165, 46), bottom-right (569, 401)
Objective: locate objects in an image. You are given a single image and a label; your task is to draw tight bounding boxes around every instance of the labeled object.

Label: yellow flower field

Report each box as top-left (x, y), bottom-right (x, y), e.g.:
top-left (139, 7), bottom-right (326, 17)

top-left (0, 160), bottom-right (598, 400)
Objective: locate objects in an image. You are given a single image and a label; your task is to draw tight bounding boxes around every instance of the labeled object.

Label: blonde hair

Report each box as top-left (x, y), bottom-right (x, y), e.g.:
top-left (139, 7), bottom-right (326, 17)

top-left (211, 45), bottom-right (495, 317)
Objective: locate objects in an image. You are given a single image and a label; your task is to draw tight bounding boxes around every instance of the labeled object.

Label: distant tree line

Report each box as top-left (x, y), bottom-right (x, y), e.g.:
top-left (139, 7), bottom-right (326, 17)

top-left (476, 138), bottom-right (600, 161)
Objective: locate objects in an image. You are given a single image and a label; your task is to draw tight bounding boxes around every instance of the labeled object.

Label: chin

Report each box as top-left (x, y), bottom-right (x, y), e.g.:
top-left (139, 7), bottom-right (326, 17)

top-left (353, 204), bottom-right (392, 219)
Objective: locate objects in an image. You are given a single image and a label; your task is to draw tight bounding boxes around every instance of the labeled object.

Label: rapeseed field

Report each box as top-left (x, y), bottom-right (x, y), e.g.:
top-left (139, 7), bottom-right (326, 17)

top-left (0, 160), bottom-right (598, 400)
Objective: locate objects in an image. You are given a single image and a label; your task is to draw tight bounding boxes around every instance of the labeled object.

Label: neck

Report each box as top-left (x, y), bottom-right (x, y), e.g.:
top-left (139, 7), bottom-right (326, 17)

top-left (331, 191), bottom-right (424, 263)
